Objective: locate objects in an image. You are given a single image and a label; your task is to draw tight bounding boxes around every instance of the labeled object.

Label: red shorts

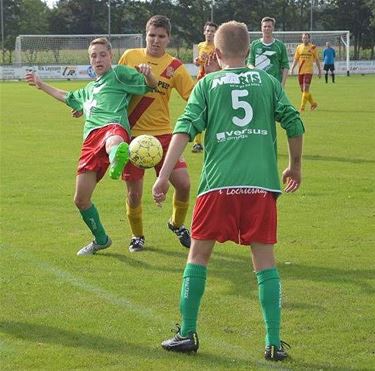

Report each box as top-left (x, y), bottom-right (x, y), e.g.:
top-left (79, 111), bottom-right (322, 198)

top-left (77, 124), bottom-right (130, 182)
top-left (123, 133), bottom-right (187, 181)
top-left (191, 188), bottom-right (277, 245)
top-left (298, 74), bottom-right (313, 90)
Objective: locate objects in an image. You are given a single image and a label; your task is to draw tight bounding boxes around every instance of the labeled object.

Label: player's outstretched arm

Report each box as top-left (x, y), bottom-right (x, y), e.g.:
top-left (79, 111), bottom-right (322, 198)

top-left (282, 135), bottom-right (303, 193)
top-left (135, 64), bottom-right (158, 89)
top-left (25, 71), bottom-right (67, 103)
top-left (152, 133), bottom-right (189, 205)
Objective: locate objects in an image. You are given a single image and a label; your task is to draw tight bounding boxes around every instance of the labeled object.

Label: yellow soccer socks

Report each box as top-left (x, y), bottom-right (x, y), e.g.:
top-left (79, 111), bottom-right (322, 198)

top-left (171, 194), bottom-right (189, 228)
top-left (126, 203), bottom-right (143, 237)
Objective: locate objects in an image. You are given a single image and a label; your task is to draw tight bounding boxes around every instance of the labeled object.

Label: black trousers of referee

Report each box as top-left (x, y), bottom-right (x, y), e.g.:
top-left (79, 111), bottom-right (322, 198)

top-left (324, 64), bottom-right (335, 83)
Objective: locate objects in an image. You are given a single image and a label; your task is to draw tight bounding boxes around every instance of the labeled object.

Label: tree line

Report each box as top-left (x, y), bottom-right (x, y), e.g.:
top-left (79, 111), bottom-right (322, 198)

top-left (2, 0), bottom-right (375, 63)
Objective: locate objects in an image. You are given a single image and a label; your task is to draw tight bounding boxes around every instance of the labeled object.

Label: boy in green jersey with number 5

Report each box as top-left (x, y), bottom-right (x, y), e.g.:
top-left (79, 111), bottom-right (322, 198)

top-left (153, 21), bottom-right (304, 361)
top-left (26, 37), bottom-right (157, 256)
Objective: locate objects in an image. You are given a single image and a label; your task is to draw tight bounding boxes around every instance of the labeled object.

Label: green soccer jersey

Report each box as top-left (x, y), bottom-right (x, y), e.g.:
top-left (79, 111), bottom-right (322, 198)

top-left (174, 67), bottom-right (304, 196)
top-left (65, 65), bottom-right (151, 139)
top-left (247, 39), bottom-right (289, 82)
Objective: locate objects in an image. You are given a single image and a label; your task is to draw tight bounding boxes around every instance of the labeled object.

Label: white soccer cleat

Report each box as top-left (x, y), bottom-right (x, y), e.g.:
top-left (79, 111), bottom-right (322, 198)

top-left (77, 237), bottom-right (112, 256)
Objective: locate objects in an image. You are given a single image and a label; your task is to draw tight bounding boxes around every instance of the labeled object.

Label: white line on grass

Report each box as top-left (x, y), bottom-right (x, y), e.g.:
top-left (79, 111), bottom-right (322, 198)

top-left (8, 248), bottom-right (251, 360)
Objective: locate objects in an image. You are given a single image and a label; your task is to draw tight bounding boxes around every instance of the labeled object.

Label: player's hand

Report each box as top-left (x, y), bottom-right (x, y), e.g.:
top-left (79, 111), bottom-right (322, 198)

top-left (71, 109), bottom-right (83, 118)
top-left (25, 71), bottom-right (42, 89)
top-left (152, 177), bottom-right (170, 207)
top-left (135, 63), bottom-right (152, 77)
top-left (282, 167), bottom-right (301, 193)
top-left (205, 52), bottom-right (221, 74)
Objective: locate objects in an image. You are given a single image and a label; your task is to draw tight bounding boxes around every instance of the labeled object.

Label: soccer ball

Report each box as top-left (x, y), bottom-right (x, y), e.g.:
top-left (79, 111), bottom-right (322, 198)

top-left (129, 135), bottom-right (163, 169)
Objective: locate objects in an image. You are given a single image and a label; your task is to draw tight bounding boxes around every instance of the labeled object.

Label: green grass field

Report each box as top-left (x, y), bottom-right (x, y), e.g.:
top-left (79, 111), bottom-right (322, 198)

top-left (1, 74), bottom-right (375, 370)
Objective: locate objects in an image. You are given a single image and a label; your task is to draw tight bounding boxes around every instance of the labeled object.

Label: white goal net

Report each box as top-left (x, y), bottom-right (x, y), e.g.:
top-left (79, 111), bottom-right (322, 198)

top-left (14, 34), bottom-right (143, 66)
top-left (248, 30), bottom-right (350, 75)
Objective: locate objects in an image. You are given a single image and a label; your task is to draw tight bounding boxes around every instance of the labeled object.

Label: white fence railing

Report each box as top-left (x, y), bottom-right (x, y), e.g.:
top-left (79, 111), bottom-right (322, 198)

top-left (1, 61), bottom-right (375, 80)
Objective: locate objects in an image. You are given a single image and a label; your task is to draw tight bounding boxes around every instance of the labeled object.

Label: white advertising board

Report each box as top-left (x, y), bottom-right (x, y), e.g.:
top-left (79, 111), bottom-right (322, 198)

top-left (0, 61), bottom-right (374, 80)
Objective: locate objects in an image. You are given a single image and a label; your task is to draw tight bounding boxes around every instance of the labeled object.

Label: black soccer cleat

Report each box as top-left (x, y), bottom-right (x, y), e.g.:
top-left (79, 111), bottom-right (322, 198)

top-left (264, 340), bottom-right (290, 361)
top-left (128, 236), bottom-right (145, 252)
top-left (161, 327), bottom-right (199, 353)
top-left (167, 221), bottom-right (191, 248)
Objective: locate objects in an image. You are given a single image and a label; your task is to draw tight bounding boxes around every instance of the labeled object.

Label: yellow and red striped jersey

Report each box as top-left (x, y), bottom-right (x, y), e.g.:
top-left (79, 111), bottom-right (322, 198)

top-left (118, 48), bottom-right (194, 136)
top-left (293, 43), bottom-right (319, 75)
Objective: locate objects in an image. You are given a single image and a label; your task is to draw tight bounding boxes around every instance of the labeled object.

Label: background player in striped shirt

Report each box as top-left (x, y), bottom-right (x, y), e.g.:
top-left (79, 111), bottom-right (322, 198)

top-left (290, 33), bottom-right (322, 112)
top-left (118, 15), bottom-right (195, 252)
top-left (192, 21), bottom-right (218, 153)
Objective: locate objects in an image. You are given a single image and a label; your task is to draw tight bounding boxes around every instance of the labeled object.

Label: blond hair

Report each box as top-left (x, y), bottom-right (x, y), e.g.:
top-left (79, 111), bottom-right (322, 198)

top-left (88, 37), bottom-right (112, 52)
top-left (214, 21), bottom-right (249, 58)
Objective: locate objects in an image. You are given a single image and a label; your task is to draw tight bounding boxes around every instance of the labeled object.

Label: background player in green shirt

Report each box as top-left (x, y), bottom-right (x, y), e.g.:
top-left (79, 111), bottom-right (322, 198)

top-left (26, 37), bottom-right (157, 256)
top-left (248, 17), bottom-right (289, 87)
top-left (153, 21), bottom-right (304, 362)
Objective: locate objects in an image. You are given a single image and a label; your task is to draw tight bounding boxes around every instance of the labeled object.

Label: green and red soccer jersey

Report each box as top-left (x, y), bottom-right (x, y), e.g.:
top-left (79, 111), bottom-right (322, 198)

top-left (174, 67), bottom-right (304, 196)
top-left (247, 38), bottom-right (289, 82)
top-left (64, 65), bottom-right (151, 139)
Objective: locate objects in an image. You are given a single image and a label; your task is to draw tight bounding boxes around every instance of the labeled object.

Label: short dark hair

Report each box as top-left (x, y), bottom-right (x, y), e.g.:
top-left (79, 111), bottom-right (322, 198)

top-left (146, 15), bottom-right (171, 36)
top-left (204, 21), bottom-right (218, 30)
top-left (261, 17), bottom-right (276, 25)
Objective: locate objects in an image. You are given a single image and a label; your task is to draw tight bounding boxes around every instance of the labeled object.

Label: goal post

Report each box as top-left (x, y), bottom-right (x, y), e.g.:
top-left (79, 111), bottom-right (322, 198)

top-left (14, 34), bottom-right (143, 66)
top-left (248, 30), bottom-right (350, 76)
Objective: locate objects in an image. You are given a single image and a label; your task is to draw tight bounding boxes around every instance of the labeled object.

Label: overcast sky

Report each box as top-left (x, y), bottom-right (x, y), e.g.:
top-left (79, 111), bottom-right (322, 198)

top-left (42, 0), bottom-right (58, 8)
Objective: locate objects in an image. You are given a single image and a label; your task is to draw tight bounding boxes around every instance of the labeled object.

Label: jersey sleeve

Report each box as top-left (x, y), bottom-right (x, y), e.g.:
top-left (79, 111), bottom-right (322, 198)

top-left (65, 89), bottom-right (84, 111)
top-left (174, 80), bottom-right (207, 141)
top-left (114, 65), bottom-right (151, 96)
top-left (280, 42), bottom-right (289, 69)
top-left (272, 76), bottom-right (305, 137)
top-left (173, 64), bottom-right (194, 101)
top-left (247, 41), bottom-right (255, 66)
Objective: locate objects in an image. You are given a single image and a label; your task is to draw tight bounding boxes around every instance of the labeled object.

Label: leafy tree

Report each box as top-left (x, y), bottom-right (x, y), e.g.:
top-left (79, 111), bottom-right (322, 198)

top-left (321, 0), bottom-right (374, 59)
top-left (19, 0), bottom-right (49, 34)
top-left (1, 0), bottom-right (49, 63)
top-left (48, 0), bottom-right (108, 34)
top-left (2, 0), bottom-right (375, 64)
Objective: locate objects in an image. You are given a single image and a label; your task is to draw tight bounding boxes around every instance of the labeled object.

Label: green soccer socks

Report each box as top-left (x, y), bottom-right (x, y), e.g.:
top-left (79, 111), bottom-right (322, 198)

top-left (179, 263), bottom-right (207, 337)
top-left (256, 267), bottom-right (282, 347)
top-left (80, 204), bottom-right (108, 245)
top-left (178, 263), bottom-right (281, 347)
